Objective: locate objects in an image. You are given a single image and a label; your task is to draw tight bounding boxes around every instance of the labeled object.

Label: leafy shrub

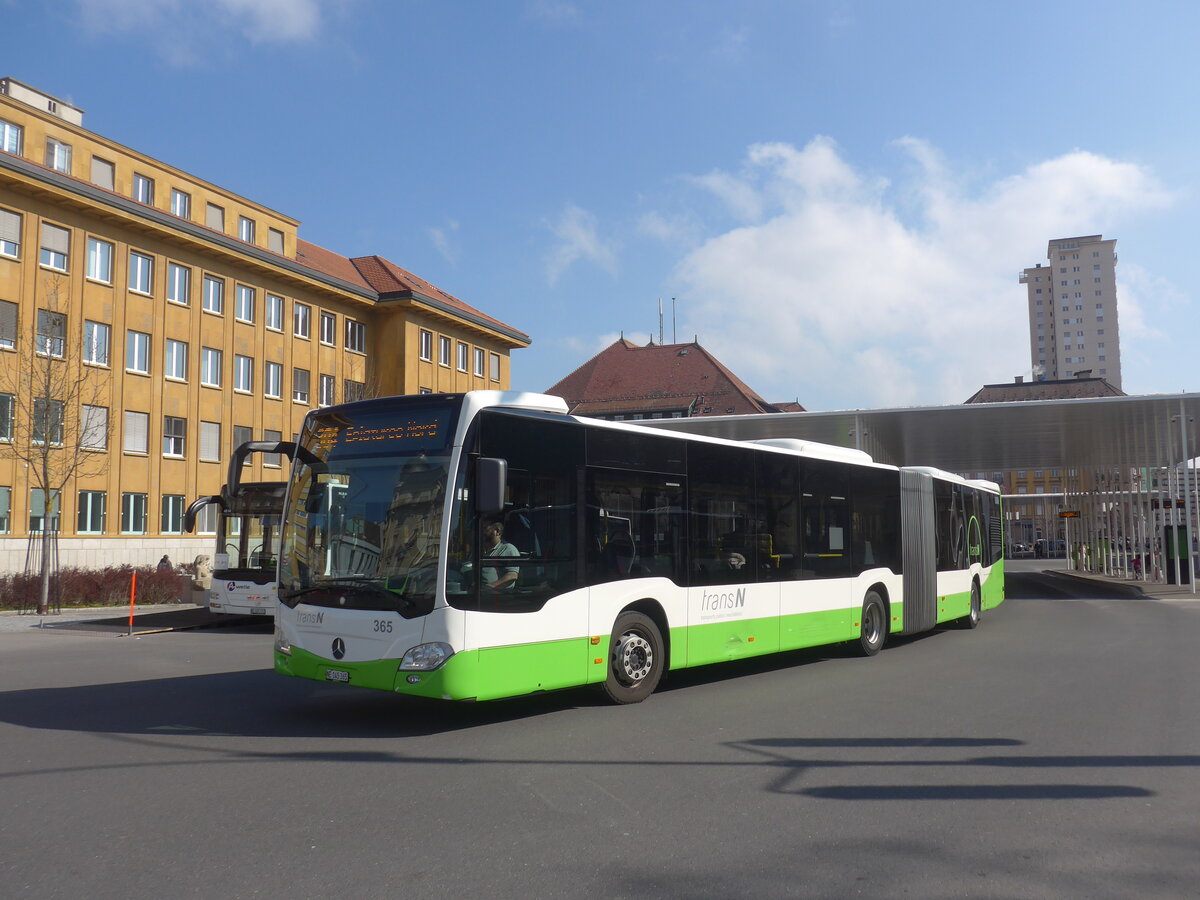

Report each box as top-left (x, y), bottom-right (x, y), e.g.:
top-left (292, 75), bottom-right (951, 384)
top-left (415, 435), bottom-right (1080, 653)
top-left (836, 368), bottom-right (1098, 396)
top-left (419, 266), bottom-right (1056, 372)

top-left (0, 565), bottom-right (189, 610)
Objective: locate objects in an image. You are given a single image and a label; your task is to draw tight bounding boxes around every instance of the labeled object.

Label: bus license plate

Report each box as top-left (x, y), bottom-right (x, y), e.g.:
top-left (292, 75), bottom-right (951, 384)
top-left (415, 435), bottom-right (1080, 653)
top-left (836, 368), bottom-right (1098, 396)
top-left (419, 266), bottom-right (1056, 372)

top-left (325, 669), bottom-right (350, 683)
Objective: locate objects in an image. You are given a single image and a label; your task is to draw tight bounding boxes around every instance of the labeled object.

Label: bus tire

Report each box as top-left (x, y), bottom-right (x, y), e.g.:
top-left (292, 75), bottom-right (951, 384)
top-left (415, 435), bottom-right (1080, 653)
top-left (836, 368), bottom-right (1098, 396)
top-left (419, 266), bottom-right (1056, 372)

top-left (857, 590), bottom-right (887, 657)
top-left (960, 582), bottom-right (981, 629)
top-left (602, 611), bottom-right (664, 704)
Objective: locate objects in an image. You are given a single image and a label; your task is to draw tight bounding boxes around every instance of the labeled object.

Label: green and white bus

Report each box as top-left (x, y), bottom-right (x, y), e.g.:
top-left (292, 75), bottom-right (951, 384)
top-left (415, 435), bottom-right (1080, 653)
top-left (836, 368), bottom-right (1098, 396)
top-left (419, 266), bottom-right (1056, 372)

top-left (273, 391), bottom-right (1004, 703)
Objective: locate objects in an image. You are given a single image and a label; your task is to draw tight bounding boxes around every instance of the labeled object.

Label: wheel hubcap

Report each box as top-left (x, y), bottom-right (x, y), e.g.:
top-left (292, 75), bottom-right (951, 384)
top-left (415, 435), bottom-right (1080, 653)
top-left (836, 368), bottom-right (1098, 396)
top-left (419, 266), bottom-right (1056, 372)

top-left (864, 606), bottom-right (880, 644)
top-left (615, 633), bottom-right (653, 683)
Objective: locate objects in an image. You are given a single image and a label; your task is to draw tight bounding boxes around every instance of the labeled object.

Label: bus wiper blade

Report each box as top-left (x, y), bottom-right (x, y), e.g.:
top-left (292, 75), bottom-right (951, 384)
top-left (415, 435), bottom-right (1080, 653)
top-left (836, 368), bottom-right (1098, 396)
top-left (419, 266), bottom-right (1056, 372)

top-left (280, 579), bottom-right (423, 611)
top-left (281, 578), bottom-right (389, 600)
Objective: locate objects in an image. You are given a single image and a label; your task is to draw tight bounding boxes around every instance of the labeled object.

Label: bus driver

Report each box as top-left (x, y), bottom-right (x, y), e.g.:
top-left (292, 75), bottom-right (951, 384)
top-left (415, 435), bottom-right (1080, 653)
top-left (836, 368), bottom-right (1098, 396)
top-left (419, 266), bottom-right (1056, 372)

top-left (481, 519), bottom-right (520, 591)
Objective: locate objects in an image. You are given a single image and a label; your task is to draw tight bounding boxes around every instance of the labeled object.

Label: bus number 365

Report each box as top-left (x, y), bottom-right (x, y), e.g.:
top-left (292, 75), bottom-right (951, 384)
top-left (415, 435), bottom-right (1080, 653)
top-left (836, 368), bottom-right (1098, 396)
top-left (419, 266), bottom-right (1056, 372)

top-left (373, 620), bottom-right (393, 634)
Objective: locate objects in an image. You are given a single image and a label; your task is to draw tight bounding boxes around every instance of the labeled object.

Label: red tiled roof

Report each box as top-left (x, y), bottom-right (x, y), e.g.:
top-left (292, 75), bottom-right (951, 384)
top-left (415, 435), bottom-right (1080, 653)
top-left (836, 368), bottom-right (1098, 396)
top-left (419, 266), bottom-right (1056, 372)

top-left (963, 378), bottom-right (1126, 404)
top-left (350, 254), bottom-right (529, 343)
top-left (295, 239), bottom-right (373, 290)
top-left (548, 339), bottom-right (799, 417)
top-left (292, 241), bottom-right (529, 345)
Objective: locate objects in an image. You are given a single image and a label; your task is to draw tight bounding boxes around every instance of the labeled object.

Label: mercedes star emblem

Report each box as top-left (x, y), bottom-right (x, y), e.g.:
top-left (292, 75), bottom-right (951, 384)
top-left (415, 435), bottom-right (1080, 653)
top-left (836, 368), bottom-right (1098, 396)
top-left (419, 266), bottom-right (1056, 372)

top-left (331, 637), bottom-right (346, 660)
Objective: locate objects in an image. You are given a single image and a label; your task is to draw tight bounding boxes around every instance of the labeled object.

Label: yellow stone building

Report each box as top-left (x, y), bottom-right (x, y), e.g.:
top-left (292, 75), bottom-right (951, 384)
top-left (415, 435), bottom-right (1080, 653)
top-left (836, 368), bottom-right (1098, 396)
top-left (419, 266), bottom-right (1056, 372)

top-left (0, 78), bottom-right (529, 571)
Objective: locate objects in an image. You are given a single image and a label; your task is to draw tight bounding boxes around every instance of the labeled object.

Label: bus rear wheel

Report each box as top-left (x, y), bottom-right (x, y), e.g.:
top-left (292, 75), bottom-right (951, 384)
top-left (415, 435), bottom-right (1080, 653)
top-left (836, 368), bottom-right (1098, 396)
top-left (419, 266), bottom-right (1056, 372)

top-left (602, 611), bottom-right (664, 704)
top-left (857, 591), bottom-right (886, 657)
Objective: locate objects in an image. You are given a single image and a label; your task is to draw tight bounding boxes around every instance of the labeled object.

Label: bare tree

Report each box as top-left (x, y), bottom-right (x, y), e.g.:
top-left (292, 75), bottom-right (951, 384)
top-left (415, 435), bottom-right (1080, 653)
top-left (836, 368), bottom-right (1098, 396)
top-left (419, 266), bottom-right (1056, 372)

top-left (0, 275), bottom-right (112, 614)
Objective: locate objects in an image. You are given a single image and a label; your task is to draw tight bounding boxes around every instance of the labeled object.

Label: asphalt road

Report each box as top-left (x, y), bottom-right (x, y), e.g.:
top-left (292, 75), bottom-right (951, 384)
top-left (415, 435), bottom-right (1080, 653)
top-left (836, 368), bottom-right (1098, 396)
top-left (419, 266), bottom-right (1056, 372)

top-left (2, 575), bottom-right (1198, 899)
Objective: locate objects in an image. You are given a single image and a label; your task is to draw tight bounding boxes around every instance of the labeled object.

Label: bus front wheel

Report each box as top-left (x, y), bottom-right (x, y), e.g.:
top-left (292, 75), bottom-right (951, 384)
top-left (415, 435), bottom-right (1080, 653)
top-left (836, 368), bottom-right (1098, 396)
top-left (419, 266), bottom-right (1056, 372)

top-left (960, 583), bottom-right (981, 629)
top-left (857, 591), bottom-right (887, 657)
top-left (602, 611), bottom-right (664, 704)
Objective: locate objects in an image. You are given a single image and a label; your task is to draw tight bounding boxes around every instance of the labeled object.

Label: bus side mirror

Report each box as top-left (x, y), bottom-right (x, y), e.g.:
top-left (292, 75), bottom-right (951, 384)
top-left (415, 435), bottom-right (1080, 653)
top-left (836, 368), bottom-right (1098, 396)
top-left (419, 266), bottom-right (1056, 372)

top-left (477, 457), bottom-right (507, 515)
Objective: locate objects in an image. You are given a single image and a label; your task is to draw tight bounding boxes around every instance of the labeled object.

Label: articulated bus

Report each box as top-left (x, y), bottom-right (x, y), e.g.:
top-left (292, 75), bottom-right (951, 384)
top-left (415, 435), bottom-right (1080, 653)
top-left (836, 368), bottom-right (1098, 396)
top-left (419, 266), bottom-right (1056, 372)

top-left (272, 391), bottom-right (1004, 703)
top-left (184, 442), bottom-right (292, 617)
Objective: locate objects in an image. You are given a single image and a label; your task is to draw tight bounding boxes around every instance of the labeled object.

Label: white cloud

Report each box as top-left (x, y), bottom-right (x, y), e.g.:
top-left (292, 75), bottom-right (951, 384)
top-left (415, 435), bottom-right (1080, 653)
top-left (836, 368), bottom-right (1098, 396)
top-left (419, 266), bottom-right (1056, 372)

top-left (428, 220), bottom-right (461, 265)
top-left (524, 0), bottom-right (581, 26)
top-left (544, 204), bottom-right (618, 286)
top-left (73, 0), bottom-right (323, 60)
top-left (669, 137), bottom-right (1174, 409)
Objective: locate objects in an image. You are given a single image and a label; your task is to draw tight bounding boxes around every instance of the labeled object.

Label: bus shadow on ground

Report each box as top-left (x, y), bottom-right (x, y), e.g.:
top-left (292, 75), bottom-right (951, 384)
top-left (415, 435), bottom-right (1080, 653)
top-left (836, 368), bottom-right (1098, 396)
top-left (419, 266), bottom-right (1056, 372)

top-left (0, 630), bottom-right (948, 741)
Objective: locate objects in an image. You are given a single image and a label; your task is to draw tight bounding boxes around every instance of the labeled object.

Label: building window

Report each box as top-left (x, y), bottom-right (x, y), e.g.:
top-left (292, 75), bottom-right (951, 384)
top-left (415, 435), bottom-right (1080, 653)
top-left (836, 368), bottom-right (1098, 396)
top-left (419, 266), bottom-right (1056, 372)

top-left (0, 486), bottom-right (9, 533)
top-left (263, 429), bottom-right (282, 467)
top-left (439, 336), bottom-right (451, 367)
top-left (0, 208), bottom-right (20, 257)
top-left (90, 157), bottom-right (114, 190)
top-left (165, 339), bottom-right (187, 381)
top-left (83, 321), bottom-right (110, 366)
top-left (40, 222), bottom-right (69, 271)
top-left (199, 421), bottom-right (221, 461)
top-left (45, 138), bottom-right (72, 174)
top-left (78, 491), bottom-right (106, 534)
top-left (419, 329), bottom-right (433, 361)
top-left (1, 118), bottom-right (24, 154)
top-left (205, 203), bottom-right (225, 232)
top-left (163, 416), bottom-right (186, 457)
top-left (0, 393), bottom-right (13, 441)
top-left (80, 408), bottom-right (107, 451)
top-left (490, 352), bottom-right (500, 382)
top-left (293, 368), bottom-right (310, 404)
top-left (474, 347), bottom-right (484, 377)
top-left (345, 319), bottom-right (365, 353)
top-left (234, 354), bottom-right (253, 392)
top-left (0, 304), bottom-right (16, 351)
top-left (268, 228), bottom-right (284, 254)
top-left (132, 174), bottom-right (155, 205)
top-left (344, 380), bottom-right (365, 403)
top-left (121, 493), bottom-right (147, 534)
top-left (235, 284), bottom-right (255, 323)
top-left (170, 189), bottom-right (191, 219)
top-left (238, 216), bottom-right (255, 243)
top-left (161, 495), bottom-right (185, 534)
top-left (32, 397), bottom-right (64, 445)
top-left (264, 361), bottom-right (282, 399)
top-left (456, 341), bottom-right (468, 372)
top-left (319, 373), bottom-right (335, 406)
top-left (123, 410), bottom-right (148, 454)
top-left (293, 302), bottom-right (310, 338)
top-left (126, 330), bottom-right (150, 374)
top-left (320, 311), bottom-right (336, 346)
top-left (265, 294), bottom-right (283, 331)
top-left (233, 425), bottom-right (253, 457)
top-left (85, 237), bottom-right (113, 283)
top-left (36, 310), bottom-right (65, 358)
top-left (201, 347), bottom-right (222, 387)
top-left (29, 489), bottom-right (60, 534)
top-left (195, 503), bottom-right (218, 534)
top-left (129, 251), bottom-right (153, 294)
top-left (167, 262), bottom-right (190, 305)
top-left (203, 275), bottom-right (224, 314)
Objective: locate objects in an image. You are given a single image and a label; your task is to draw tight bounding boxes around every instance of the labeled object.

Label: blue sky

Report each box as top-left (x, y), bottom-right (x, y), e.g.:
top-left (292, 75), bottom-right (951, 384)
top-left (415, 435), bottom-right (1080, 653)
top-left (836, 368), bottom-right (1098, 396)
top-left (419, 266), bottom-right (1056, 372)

top-left (7, 0), bottom-right (1199, 409)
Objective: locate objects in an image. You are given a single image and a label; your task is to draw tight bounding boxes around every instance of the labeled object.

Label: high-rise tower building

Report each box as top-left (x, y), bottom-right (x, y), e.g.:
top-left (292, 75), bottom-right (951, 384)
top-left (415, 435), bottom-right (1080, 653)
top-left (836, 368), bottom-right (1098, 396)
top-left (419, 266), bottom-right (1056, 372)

top-left (1019, 235), bottom-right (1120, 388)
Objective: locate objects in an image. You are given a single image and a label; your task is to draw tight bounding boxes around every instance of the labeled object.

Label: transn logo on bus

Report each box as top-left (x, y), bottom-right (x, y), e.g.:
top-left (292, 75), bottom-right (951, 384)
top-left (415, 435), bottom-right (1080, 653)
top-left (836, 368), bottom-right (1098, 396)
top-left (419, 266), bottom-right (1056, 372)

top-left (701, 588), bottom-right (746, 611)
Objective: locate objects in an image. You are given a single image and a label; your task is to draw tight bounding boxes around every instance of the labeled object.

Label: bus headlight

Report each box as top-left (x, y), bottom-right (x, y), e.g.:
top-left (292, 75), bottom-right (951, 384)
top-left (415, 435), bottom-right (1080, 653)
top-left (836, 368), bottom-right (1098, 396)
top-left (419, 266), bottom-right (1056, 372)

top-left (399, 642), bottom-right (454, 671)
top-left (274, 628), bottom-right (292, 656)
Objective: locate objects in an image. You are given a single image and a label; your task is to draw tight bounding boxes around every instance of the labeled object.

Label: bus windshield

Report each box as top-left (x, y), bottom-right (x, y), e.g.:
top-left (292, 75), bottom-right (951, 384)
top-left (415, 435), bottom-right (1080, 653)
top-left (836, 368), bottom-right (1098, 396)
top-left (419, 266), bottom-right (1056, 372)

top-left (277, 401), bottom-right (459, 615)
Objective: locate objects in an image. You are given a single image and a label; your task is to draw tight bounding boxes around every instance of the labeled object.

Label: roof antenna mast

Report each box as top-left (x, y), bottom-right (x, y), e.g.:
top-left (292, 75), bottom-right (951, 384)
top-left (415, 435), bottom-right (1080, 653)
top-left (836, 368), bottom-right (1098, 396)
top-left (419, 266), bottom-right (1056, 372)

top-left (658, 297), bottom-right (664, 346)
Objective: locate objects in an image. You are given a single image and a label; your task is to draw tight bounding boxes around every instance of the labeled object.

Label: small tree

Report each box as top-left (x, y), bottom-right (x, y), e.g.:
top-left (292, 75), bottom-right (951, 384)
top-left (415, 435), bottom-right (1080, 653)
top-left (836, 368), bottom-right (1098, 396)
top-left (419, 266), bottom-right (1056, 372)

top-left (0, 275), bottom-right (111, 614)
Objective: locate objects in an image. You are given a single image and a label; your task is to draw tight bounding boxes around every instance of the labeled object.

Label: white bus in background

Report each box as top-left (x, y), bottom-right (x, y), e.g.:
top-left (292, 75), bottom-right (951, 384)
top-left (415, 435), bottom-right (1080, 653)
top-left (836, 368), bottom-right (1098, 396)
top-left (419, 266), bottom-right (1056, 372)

top-left (184, 441), bottom-right (292, 617)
